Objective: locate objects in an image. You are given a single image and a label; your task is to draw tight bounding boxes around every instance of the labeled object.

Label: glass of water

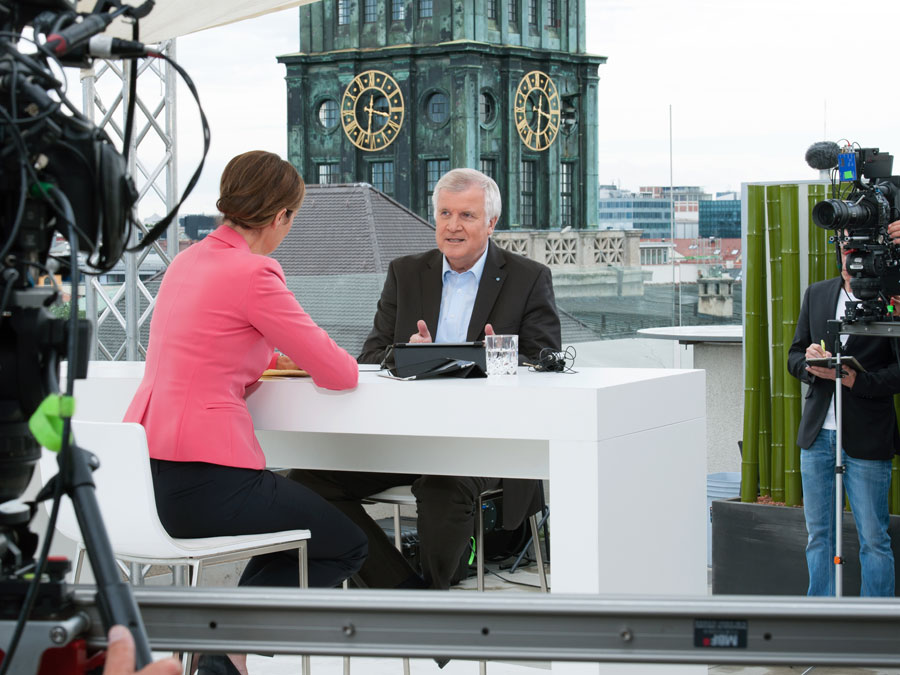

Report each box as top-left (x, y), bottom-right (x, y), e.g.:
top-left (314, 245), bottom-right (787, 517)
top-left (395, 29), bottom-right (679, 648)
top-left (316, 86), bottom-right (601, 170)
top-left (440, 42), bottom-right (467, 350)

top-left (484, 334), bottom-right (518, 376)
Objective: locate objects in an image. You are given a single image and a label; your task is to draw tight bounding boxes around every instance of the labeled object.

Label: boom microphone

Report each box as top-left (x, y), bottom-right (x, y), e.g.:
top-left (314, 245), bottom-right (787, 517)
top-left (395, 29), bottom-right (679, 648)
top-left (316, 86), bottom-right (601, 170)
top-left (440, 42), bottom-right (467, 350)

top-left (805, 141), bottom-right (842, 171)
top-left (45, 13), bottom-right (115, 56)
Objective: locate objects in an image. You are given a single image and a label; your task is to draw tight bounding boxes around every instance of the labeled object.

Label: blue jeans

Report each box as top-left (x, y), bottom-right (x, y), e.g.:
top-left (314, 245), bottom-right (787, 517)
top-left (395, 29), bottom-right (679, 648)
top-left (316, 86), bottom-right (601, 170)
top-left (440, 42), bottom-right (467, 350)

top-left (800, 428), bottom-right (894, 597)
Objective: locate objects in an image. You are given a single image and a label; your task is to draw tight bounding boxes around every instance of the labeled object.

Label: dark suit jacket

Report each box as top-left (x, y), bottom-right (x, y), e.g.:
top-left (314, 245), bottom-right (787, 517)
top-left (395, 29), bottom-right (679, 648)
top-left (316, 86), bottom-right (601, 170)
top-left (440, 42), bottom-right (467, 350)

top-left (359, 240), bottom-right (562, 527)
top-left (787, 276), bottom-right (900, 460)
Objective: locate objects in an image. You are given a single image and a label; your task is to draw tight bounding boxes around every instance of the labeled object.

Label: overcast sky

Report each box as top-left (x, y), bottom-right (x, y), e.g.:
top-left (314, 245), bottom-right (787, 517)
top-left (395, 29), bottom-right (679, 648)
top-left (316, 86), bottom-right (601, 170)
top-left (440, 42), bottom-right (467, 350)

top-left (165, 0), bottom-right (900, 216)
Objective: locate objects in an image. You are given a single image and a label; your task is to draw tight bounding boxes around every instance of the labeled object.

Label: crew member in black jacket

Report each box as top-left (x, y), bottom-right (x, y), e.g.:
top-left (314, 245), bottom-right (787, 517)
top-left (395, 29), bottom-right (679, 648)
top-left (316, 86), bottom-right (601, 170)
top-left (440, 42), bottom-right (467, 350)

top-left (787, 239), bottom-right (899, 596)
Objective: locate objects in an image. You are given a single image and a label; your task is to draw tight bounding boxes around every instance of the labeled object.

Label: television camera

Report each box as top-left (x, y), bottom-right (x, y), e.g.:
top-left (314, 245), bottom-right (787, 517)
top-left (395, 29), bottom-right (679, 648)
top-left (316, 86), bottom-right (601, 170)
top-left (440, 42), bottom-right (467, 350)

top-left (0, 1), bottom-right (206, 671)
top-left (807, 142), bottom-right (900, 322)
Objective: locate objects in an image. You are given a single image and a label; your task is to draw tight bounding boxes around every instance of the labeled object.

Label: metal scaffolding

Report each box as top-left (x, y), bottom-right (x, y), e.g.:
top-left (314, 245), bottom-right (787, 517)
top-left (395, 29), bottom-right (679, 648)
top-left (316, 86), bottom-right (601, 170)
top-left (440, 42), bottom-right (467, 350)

top-left (80, 41), bottom-right (178, 361)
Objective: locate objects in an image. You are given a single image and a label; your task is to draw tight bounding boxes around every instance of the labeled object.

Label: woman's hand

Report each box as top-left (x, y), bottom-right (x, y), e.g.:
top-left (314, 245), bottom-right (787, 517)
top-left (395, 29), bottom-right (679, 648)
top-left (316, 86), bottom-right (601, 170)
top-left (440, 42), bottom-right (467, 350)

top-left (275, 354), bottom-right (299, 370)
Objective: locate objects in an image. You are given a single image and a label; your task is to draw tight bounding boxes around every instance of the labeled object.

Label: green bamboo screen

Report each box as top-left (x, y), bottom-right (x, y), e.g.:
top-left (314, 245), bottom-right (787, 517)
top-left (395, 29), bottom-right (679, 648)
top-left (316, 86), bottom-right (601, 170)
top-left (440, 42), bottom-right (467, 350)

top-left (741, 182), bottom-right (899, 513)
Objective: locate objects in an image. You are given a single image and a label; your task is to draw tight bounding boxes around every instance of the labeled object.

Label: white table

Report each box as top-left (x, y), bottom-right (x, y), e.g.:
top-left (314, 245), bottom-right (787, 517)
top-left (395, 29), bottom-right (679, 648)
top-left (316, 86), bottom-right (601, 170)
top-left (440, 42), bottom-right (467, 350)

top-left (72, 362), bottom-right (707, 675)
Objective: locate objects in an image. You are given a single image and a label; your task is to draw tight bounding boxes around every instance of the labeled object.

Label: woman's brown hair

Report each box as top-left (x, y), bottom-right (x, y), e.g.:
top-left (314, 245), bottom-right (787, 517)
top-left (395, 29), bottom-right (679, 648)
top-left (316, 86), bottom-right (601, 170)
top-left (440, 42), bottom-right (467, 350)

top-left (216, 151), bottom-right (305, 229)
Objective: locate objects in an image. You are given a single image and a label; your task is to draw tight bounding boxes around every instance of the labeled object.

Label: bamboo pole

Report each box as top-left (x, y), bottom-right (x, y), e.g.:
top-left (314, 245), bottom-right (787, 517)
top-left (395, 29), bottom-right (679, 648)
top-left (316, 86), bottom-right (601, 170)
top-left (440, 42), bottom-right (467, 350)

top-left (765, 186), bottom-right (784, 501)
top-left (765, 187), bottom-right (784, 499)
top-left (780, 185), bottom-right (802, 506)
top-left (741, 185), bottom-right (765, 502)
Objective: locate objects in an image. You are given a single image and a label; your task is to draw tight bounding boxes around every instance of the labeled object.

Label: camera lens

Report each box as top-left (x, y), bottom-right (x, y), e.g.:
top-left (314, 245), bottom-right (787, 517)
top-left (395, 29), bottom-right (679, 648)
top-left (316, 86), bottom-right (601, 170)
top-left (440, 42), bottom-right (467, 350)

top-left (812, 199), bottom-right (873, 230)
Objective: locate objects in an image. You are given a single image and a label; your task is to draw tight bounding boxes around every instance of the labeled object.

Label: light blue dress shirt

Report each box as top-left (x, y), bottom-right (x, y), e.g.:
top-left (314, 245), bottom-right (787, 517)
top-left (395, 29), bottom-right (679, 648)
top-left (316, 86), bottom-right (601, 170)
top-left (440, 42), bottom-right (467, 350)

top-left (435, 245), bottom-right (489, 343)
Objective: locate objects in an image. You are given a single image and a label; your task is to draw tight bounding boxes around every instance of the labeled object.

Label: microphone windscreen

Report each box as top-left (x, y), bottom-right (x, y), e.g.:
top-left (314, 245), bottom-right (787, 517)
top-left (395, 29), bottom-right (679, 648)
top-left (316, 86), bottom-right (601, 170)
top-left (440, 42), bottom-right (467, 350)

top-left (805, 141), bottom-right (841, 170)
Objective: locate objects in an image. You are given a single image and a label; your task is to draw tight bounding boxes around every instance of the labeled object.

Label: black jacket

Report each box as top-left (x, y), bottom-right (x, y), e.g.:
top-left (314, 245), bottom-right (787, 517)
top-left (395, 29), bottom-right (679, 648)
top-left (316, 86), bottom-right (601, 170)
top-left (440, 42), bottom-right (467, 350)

top-left (787, 276), bottom-right (900, 459)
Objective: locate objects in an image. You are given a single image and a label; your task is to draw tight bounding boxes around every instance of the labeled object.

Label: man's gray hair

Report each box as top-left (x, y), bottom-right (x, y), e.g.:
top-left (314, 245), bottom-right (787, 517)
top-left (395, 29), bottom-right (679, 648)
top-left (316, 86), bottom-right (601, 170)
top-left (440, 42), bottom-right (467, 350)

top-left (431, 168), bottom-right (502, 225)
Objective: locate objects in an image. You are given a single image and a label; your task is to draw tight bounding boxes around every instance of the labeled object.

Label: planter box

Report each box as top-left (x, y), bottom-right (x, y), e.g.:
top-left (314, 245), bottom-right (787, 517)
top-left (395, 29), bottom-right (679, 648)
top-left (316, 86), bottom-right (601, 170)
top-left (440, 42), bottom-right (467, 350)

top-left (711, 497), bottom-right (900, 596)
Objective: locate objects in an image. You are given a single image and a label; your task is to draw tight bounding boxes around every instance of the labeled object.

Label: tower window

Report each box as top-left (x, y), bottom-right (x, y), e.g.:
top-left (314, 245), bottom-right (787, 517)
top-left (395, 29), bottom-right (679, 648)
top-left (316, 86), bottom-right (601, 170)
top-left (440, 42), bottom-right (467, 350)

top-left (480, 158), bottom-right (496, 181)
top-left (364, 0), bottom-right (377, 22)
top-left (560, 162), bottom-right (574, 227)
top-left (426, 158), bottom-right (450, 221)
top-left (419, 0), bottom-right (433, 17)
top-left (520, 159), bottom-right (535, 228)
top-left (528, 0), bottom-right (537, 26)
top-left (487, 0), bottom-right (497, 20)
top-left (317, 99), bottom-right (338, 129)
top-left (392, 0), bottom-right (406, 21)
top-left (337, 0), bottom-right (350, 25)
top-left (370, 161), bottom-right (395, 195)
top-left (318, 163), bottom-right (340, 184)
top-left (508, 0), bottom-right (518, 24)
top-left (479, 92), bottom-right (496, 126)
top-left (426, 92), bottom-right (450, 125)
top-left (548, 0), bottom-right (560, 27)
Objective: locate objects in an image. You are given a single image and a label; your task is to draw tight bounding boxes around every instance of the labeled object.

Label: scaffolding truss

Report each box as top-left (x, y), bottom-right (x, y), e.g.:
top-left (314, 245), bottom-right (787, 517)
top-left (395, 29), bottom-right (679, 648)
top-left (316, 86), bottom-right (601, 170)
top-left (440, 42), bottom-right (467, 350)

top-left (80, 41), bottom-right (178, 361)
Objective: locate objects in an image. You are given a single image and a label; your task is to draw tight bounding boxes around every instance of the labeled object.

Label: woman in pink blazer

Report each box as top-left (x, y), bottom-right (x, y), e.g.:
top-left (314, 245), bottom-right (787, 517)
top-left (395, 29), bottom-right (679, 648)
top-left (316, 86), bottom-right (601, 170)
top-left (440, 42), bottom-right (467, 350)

top-left (123, 152), bottom-right (366, 675)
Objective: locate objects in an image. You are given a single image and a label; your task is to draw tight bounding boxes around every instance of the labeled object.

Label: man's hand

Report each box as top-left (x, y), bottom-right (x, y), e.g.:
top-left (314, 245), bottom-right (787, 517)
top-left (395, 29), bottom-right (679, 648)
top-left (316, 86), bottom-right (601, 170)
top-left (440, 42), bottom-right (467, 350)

top-left (408, 319), bottom-right (432, 343)
top-left (484, 323), bottom-right (495, 337)
top-left (103, 626), bottom-right (180, 675)
top-left (888, 219), bottom-right (900, 244)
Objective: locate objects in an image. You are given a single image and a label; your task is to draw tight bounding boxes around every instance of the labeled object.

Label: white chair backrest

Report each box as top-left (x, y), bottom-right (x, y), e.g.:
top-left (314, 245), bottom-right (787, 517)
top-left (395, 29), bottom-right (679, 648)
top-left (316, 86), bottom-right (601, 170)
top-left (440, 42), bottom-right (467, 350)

top-left (38, 420), bottom-right (184, 558)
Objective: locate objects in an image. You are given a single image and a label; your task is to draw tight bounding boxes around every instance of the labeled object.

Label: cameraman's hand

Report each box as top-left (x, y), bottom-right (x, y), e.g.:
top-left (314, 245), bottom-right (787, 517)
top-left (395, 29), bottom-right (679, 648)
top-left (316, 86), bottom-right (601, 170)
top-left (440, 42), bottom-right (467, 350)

top-left (103, 626), bottom-right (180, 675)
top-left (888, 220), bottom-right (900, 244)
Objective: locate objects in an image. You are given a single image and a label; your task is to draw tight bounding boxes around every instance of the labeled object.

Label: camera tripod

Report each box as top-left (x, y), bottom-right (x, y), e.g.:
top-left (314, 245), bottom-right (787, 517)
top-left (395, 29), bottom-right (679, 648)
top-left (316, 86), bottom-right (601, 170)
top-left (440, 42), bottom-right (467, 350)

top-left (1, 288), bottom-right (152, 673)
top-left (824, 318), bottom-right (900, 596)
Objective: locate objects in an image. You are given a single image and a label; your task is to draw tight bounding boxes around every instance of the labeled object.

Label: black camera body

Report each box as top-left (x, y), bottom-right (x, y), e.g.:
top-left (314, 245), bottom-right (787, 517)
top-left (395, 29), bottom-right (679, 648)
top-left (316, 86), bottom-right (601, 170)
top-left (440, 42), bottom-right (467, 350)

top-left (811, 147), bottom-right (900, 322)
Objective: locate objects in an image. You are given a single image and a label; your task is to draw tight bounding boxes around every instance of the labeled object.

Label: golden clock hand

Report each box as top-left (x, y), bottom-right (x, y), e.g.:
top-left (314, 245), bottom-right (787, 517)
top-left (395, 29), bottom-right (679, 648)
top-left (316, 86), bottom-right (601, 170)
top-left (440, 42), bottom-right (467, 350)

top-left (366, 93), bottom-right (374, 130)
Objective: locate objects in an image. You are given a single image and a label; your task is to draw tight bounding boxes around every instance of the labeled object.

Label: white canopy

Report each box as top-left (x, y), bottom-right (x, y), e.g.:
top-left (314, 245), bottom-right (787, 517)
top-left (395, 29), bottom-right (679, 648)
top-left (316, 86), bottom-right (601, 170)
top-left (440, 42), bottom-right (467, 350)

top-left (77, 0), bottom-right (318, 43)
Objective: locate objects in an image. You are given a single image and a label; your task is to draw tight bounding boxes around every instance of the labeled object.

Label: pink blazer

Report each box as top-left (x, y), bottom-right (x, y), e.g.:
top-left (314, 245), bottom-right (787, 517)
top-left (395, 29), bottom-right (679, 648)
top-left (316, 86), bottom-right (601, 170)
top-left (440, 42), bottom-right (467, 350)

top-left (123, 225), bottom-right (358, 469)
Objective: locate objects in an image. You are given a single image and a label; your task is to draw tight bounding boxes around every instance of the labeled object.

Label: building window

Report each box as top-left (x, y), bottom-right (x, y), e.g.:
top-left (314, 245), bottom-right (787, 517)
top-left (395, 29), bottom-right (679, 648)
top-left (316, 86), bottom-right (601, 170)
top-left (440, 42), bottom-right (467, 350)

top-left (560, 162), bottom-right (574, 227)
top-left (508, 0), bottom-right (518, 23)
top-left (528, 0), bottom-right (538, 26)
top-left (419, 0), bottom-right (433, 17)
top-left (480, 158), bottom-right (496, 181)
top-left (520, 159), bottom-right (535, 228)
top-left (547, 0), bottom-right (560, 27)
top-left (487, 0), bottom-right (497, 19)
top-left (479, 92), bottom-right (496, 125)
top-left (364, 0), bottom-right (377, 21)
top-left (426, 158), bottom-right (450, 220)
top-left (317, 99), bottom-right (338, 129)
top-left (318, 163), bottom-right (340, 184)
top-left (426, 92), bottom-right (450, 124)
top-left (392, 0), bottom-right (405, 21)
top-left (337, 0), bottom-right (350, 25)
top-left (370, 161), bottom-right (394, 195)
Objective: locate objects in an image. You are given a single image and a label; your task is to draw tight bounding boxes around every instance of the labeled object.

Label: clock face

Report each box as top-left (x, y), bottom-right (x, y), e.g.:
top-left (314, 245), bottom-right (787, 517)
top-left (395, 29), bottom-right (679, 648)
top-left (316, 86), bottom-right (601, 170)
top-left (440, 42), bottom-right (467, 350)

top-left (341, 70), bottom-right (405, 152)
top-left (513, 71), bottom-right (561, 151)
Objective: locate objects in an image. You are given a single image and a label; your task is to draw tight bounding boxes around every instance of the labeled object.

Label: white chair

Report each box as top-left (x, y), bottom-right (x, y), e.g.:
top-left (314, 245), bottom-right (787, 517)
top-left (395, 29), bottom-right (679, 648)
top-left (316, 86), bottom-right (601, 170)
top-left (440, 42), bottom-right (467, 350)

top-left (38, 420), bottom-right (311, 675)
top-left (366, 485), bottom-right (549, 674)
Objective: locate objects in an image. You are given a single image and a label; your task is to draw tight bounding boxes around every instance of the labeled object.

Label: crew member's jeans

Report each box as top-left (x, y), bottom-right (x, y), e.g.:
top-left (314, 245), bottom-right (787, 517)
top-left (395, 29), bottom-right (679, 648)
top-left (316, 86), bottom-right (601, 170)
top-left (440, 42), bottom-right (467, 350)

top-left (800, 428), bottom-right (894, 597)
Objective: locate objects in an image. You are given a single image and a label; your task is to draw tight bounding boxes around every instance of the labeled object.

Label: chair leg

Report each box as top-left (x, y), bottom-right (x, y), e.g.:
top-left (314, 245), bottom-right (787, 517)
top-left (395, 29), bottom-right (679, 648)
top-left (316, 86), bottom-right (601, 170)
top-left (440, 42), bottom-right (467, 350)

top-left (529, 514), bottom-right (548, 593)
top-left (73, 547), bottom-right (86, 583)
top-left (392, 505), bottom-right (410, 674)
top-left (129, 561), bottom-right (144, 585)
top-left (393, 504), bottom-right (402, 551)
top-left (298, 541), bottom-right (310, 675)
top-left (476, 494), bottom-right (485, 593)
top-left (476, 495), bottom-right (487, 673)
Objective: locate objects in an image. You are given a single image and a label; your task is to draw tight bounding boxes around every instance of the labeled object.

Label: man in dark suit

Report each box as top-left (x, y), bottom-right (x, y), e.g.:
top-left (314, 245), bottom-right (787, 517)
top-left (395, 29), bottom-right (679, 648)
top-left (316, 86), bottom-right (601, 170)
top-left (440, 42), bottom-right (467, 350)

top-left (291, 168), bottom-right (561, 590)
top-left (787, 239), bottom-right (899, 596)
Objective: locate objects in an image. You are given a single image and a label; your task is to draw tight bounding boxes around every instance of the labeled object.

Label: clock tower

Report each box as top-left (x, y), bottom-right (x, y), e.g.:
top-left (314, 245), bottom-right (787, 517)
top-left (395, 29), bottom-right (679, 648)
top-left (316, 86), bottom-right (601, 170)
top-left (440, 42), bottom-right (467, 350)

top-left (278, 0), bottom-right (605, 229)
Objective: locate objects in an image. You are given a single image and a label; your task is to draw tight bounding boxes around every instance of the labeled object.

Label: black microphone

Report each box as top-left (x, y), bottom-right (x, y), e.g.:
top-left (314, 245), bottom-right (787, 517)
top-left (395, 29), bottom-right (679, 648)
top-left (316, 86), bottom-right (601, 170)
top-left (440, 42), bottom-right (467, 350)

top-left (86, 36), bottom-right (150, 59)
top-left (805, 141), bottom-right (842, 171)
top-left (46, 13), bottom-right (115, 56)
